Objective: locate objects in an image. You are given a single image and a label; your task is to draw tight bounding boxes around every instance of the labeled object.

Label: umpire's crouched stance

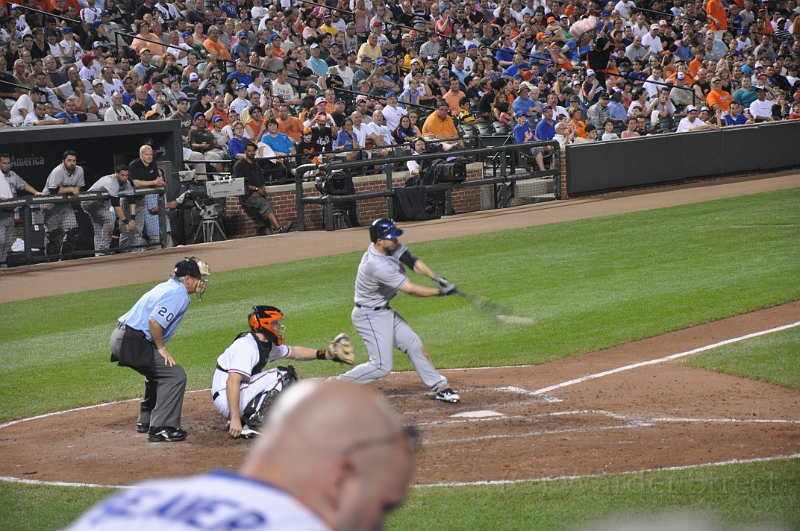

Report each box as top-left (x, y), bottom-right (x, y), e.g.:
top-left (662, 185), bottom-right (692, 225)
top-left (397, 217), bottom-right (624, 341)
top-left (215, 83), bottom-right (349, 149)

top-left (110, 257), bottom-right (210, 442)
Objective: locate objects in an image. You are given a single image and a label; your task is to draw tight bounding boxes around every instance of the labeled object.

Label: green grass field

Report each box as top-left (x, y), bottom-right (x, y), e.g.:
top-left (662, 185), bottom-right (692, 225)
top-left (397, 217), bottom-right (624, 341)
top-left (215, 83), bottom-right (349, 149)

top-left (1, 188), bottom-right (799, 530)
top-left (684, 325), bottom-right (800, 389)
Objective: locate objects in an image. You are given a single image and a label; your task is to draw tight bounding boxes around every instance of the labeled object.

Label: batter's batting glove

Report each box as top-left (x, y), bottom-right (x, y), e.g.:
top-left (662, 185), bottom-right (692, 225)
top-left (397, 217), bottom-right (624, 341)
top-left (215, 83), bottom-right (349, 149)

top-left (432, 274), bottom-right (453, 290)
top-left (439, 283), bottom-right (458, 296)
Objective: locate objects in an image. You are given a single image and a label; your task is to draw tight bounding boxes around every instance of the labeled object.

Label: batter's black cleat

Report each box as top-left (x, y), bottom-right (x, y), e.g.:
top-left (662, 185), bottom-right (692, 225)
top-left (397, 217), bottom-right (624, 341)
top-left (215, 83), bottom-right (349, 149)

top-left (147, 426), bottom-right (188, 442)
top-left (435, 388), bottom-right (461, 403)
top-left (136, 422), bottom-right (149, 433)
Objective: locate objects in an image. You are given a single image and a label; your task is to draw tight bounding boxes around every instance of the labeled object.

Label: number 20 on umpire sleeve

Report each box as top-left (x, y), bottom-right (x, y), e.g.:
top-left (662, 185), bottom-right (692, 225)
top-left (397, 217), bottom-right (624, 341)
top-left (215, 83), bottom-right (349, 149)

top-left (157, 307), bottom-right (175, 322)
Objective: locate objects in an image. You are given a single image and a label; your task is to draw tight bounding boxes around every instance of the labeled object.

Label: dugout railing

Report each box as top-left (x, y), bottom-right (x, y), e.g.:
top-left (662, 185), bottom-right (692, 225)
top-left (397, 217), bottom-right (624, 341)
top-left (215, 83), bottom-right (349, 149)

top-left (0, 186), bottom-right (167, 266)
top-left (293, 140), bottom-right (562, 231)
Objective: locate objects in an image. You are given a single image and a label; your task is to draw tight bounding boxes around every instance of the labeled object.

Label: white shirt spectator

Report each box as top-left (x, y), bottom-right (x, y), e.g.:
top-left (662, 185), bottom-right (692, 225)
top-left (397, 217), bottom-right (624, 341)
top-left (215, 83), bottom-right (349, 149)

top-left (364, 121), bottom-right (394, 146)
top-left (352, 122), bottom-right (369, 148)
top-left (271, 80), bottom-right (296, 102)
top-left (328, 65), bottom-right (354, 87)
top-left (103, 78), bottom-right (124, 96)
top-left (643, 74), bottom-right (665, 99)
top-left (641, 32), bottom-right (663, 55)
top-left (229, 97), bottom-right (251, 116)
top-left (10, 93), bottom-right (35, 126)
top-left (676, 115), bottom-right (706, 132)
top-left (22, 112), bottom-right (57, 126)
top-left (91, 92), bottom-right (113, 118)
top-left (168, 42), bottom-right (193, 68)
top-left (748, 98), bottom-right (773, 120)
top-left (614, 0), bottom-right (636, 20)
top-left (81, 6), bottom-right (103, 23)
top-left (381, 103), bottom-right (407, 130)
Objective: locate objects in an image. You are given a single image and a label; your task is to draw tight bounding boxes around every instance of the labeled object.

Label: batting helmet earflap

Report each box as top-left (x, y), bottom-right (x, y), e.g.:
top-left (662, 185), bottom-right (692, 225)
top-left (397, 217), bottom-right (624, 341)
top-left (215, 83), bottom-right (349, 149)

top-left (369, 218), bottom-right (404, 243)
top-left (248, 305), bottom-right (285, 345)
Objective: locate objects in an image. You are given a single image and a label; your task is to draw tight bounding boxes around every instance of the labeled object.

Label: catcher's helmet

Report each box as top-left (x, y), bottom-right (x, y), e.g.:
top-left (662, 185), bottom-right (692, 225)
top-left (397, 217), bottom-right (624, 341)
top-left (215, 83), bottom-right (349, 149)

top-left (248, 305), bottom-right (285, 345)
top-left (369, 218), bottom-right (403, 243)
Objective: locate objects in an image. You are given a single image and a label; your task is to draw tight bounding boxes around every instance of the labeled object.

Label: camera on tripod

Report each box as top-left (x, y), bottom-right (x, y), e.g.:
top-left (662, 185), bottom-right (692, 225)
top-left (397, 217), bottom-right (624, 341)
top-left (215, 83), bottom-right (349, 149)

top-left (175, 170), bottom-right (245, 242)
top-left (314, 169), bottom-right (359, 230)
top-left (314, 169), bottom-right (351, 196)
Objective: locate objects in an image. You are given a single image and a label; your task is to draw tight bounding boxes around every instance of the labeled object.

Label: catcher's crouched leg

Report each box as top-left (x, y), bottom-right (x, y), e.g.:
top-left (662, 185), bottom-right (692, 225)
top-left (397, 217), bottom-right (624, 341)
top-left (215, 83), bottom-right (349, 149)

top-left (240, 366), bottom-right (298, 437)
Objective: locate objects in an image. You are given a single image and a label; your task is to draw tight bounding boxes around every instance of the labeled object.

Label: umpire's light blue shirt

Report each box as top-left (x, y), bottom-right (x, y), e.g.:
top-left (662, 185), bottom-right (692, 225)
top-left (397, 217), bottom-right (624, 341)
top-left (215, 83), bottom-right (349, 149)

top-left (119, 279), bottom-right (191, 343)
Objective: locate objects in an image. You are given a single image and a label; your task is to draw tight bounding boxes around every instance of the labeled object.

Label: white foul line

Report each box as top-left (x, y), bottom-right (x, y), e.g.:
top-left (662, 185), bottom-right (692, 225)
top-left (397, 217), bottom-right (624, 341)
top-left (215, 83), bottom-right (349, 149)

top-left (531, 321), bottom-right (800, 396)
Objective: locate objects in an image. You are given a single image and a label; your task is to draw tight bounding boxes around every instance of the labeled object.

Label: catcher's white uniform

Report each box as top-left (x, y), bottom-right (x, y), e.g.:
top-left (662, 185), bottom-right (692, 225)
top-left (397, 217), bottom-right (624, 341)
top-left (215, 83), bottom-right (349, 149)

top-left (64, 470), bottom-right (330, 531)
top-left (211, 333), bottom-right (293, 420)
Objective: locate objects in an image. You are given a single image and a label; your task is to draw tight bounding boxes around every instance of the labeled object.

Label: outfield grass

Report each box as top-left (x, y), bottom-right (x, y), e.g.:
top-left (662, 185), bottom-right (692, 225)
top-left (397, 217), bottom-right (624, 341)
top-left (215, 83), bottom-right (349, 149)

top-left (683, 325), bottom-right (800, 389)
top-left (0, 189), bottom-right (798, 423)
top-left (3, 459), bottom-right (797, 531)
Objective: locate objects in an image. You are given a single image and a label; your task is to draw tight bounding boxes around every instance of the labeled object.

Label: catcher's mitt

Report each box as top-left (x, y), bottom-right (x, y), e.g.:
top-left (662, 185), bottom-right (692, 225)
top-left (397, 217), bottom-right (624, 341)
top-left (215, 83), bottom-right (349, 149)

top-left (326, 333), bottom-right (355, 364)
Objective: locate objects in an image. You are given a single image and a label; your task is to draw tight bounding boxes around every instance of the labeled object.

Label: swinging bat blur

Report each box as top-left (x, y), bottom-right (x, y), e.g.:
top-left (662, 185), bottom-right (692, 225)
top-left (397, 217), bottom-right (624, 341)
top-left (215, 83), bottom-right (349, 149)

top-left (455, 290), bottom-right (534, 324)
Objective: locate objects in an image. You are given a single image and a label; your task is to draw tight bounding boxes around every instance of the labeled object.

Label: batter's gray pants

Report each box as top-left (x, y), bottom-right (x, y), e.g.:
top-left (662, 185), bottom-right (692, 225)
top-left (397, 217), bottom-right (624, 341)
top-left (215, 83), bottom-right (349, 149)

top-left (82, 200), bottom-right (115, 251)
top-left (337, 307), bottom-right (448, 391)
top-left (0, 213), bottom-right (14, 266)
top-left (110, 324), bottom-right (187, 429)
top-left (119, 197), bottom-right (146, 251)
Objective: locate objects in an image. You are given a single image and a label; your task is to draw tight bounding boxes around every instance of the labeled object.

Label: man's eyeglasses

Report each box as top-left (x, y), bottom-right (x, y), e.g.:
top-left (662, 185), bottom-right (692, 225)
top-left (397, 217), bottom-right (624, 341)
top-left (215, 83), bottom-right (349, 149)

top-left (345, 424), bottom-right (420, 454)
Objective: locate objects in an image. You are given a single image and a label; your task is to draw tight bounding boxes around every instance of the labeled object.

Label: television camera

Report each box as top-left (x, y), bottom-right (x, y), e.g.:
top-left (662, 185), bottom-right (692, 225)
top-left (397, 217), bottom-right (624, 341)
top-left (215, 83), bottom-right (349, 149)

top-left (176, 169), bottom-right (245, 242)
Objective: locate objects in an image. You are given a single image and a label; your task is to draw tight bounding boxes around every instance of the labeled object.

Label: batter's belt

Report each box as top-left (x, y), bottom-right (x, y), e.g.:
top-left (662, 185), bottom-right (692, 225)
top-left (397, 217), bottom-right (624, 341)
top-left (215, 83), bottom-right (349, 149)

top-left (354, 303), bottom-right (391, 311)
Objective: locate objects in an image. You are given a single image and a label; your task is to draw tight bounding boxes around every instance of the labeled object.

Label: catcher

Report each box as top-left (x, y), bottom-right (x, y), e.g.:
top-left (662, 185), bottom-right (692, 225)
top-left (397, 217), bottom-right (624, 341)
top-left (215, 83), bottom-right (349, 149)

top-left (212, 305), bottom-right (355, 438)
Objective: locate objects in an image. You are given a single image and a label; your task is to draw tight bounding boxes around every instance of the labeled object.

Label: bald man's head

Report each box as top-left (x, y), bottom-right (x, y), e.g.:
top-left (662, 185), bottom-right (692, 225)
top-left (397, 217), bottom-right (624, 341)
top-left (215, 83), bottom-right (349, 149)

top-left (241, 380), bottom-right (414, 531)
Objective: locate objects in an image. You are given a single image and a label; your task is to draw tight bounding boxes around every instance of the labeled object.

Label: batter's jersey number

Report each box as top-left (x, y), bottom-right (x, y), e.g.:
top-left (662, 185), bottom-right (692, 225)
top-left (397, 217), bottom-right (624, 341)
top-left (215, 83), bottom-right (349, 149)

top-left (157, 307), bottom-right (175, 322)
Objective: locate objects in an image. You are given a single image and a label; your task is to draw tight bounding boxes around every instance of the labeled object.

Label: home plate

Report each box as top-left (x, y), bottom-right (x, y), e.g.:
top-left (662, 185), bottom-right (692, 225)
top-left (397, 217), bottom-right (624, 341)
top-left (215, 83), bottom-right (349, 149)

top-left (450, 410), bottom-right (505, 418)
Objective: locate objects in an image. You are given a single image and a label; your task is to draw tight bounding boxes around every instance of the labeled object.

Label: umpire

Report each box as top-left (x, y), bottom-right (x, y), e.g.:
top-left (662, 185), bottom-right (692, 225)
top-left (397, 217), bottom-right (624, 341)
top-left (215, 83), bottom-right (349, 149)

top-left (110, 257), bottom-right (210, 442)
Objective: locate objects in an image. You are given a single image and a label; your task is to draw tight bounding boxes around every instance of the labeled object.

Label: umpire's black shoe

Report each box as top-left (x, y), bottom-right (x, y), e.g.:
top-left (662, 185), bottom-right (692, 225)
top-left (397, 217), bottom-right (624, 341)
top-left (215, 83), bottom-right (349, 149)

top-left (136, 422), bottom-right (149, 433)
top-left (147, 426), bottom-right (188, 442)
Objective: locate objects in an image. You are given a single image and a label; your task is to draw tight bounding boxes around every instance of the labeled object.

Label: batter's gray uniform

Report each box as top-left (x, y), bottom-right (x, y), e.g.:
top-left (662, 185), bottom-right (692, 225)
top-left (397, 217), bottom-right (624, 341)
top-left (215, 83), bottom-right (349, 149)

top-left (337, 243), bottom-right (449, 391)
top-left (0, 170), bottom-right (29, 266)
top-left (41, 163), bottom-right (85, 250)
top-left (81, 174), bottom-right (134, 252)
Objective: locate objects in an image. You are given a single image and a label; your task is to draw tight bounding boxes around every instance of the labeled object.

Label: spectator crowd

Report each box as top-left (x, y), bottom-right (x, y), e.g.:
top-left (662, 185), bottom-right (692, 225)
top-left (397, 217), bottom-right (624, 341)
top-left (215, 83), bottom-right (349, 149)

top-left (0, 0), bottom-right (798, 164)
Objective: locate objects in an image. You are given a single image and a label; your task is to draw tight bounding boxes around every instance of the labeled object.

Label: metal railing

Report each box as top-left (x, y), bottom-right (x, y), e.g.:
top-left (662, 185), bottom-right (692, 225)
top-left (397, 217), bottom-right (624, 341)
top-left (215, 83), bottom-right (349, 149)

top-left (293, 139), bottom-right (561, 231)
top-left (0, 186), bottom-right (167, 266)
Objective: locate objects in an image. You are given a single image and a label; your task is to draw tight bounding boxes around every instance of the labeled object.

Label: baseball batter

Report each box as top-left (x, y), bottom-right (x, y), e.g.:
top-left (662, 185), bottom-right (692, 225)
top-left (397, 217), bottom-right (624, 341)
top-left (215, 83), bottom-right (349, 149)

top-left (212, 305), bottom-right (355, 438)
top-left (336, 218), bottom-right (461, 403)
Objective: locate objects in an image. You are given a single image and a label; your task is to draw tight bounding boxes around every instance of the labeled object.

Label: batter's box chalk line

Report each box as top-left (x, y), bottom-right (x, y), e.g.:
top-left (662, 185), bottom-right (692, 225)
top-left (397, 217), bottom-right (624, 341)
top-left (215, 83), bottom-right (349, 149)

top-left (417, 408), bottom-right (800, 442)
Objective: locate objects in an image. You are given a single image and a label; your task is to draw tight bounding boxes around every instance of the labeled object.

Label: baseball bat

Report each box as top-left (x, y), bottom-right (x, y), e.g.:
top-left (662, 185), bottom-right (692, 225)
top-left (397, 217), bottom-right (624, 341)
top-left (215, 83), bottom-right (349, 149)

top-left (456, 290), bottom-right (535, 325)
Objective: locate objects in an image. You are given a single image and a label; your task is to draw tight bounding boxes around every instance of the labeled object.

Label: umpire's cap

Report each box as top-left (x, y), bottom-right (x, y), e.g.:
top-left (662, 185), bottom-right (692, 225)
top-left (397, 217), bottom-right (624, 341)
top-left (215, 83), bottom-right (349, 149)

top-left (370, 218), bottom-right (403, 242)
top-left (174, 257), bottom-right (207, 278)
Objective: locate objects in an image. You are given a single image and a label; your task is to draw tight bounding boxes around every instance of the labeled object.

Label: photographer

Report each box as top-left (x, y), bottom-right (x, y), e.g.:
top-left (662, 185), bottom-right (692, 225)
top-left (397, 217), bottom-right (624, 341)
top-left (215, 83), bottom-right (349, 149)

top-left (233, 140), bottom-right (293, 236)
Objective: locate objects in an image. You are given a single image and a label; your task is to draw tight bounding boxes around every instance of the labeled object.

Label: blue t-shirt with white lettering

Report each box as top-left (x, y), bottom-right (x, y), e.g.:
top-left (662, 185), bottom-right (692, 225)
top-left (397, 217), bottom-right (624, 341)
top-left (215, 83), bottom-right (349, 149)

top-left (118, 278), bottom-right (191, 343)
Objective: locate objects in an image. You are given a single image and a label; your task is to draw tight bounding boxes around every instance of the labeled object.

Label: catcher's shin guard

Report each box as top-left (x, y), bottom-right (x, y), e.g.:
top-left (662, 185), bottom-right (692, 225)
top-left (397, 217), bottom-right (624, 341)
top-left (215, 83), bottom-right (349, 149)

top-left (242, 389), bottom-right (280, 430)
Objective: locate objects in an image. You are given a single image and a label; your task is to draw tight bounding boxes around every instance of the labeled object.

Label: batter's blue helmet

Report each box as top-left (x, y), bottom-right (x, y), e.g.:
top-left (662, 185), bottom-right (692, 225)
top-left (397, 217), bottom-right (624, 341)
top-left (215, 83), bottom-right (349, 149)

top-left (369, 218), bottom-right (403, 242)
